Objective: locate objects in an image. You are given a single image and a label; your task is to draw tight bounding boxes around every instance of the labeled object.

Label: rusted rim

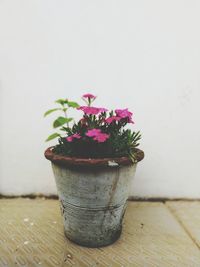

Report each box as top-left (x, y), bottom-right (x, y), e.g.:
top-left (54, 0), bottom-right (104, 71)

top-left (44, 147), bottom-right (144, 168)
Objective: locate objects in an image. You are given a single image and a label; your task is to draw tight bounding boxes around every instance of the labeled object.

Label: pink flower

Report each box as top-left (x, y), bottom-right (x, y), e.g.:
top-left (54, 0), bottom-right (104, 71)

top-left (82, 93), bottom-right (96, 99)
top-left (66, 133), bottom-right (81, 142)
top-left (115, 108), bottom-right (134, 123)
top-left (105, 116), bottom-right (121, 124)
top-left (66, 136), bottom-right (73, 142)
top-left (86, 128), bottom-right (101, 137)
top-left (73, 134), bottom-right (81, 139)
top-left (98, 107), bottom-right (108, 113)
top-left (86, 128), bottom-right (110, 143)
top-left (93, 133), bottom-right (110, 143)
top-left (77, 106), bottom-right (108, 115)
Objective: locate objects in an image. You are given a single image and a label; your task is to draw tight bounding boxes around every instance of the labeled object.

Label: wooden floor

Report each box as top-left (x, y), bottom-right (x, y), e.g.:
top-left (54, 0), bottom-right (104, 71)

top-left (0, 199), bottom-right (200, 266)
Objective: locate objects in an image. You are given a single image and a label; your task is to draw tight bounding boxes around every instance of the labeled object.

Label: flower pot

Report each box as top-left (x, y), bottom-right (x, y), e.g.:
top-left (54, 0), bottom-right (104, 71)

top-left (45, 147), bottom-right (144, 248)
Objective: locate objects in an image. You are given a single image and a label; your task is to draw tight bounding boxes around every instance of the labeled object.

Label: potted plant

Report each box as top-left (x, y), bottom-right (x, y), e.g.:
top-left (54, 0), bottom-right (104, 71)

top-left (44, 93), bottom-right (144, 248)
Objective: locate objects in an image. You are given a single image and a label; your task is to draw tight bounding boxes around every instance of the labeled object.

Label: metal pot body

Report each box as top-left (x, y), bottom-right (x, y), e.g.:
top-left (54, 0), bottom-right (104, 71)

top-left (52, 163), bottom-right (137, 247)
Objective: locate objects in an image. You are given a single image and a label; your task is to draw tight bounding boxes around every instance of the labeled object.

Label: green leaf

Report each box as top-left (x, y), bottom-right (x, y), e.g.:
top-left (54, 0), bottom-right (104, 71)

top-left (55, 99), bottom-right (68, 106)
top-left (44, 108), bottom-right (60, 117)
top-left (53, 117), bottom-right (73, 128)
top-left (45, 133), bottom-right (60, 142)
top-left (67, 101), bottom-right (80, 108)
top-left (60, 126), bottom-right (72, 132)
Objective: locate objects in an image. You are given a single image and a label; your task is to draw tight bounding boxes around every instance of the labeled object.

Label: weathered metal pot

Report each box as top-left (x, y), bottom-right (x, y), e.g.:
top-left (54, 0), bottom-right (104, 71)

top-left (45, 147), bottom-right (144, 248)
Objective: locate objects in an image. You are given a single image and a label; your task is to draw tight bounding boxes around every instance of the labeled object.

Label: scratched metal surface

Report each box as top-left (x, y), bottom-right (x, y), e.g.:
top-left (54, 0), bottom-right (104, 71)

top-left (0, 199), bottom-right (200, 266)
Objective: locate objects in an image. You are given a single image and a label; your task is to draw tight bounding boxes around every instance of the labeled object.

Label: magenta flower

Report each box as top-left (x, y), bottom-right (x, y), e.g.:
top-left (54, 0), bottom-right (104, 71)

top-left (66, 136), bottom-right (73, 142)
top-left (115, 108), bottom-right (134, 123)
top-left (93, 133), bottom-right (110, 143)
top-left (77, 106), bottom-right (108, 115)
top-left (66, 133), bottom-right (81, 142)
top-left (82, 93), bottom-right (96, 99)
top-left (98, 107), bottom-right (108, 113)
top-left (86, 128), bottom-right (110, 143)
top-left (73, 133), bottom-right (81, 139)
top-left (86, 128), bottom-right (101, 137)
top-left (105, 116), bottom-right (121, 124)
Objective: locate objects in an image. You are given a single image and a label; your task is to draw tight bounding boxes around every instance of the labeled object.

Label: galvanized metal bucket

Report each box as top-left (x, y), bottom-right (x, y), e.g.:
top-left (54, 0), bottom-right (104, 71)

top-left (45, 147), bottom-right (144, 248)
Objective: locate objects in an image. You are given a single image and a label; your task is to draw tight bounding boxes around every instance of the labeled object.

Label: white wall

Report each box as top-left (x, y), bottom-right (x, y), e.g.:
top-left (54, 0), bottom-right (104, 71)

top-left (1, 0), bottom-right (200, 198)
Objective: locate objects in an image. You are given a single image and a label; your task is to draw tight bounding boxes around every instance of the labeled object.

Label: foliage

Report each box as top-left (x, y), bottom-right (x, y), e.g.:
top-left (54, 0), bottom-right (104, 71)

top-left (44, 94), bottom-right (141, 160)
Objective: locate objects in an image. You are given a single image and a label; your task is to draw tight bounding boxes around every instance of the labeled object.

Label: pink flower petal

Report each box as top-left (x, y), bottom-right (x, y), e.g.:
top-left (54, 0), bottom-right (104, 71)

top-left (86, 129), bottom-right (101, 137)
top-left (98, 108), bottom-right (108, 113)
top-left (86, 129), bottom-right (109, 143)
top-left (93, 133), bottom-right (110, 143)
top-left (105, 116), bottom-right (121, 124)
top-left (77, 106), bottom-right (108, 115)
top-left (82, 93), bottom-right (96, 99)
top-left (73, 134), bottom-right (81, 139)
top-left (66, 136), bottom-right (73, 142)
top-left (115, 108), bottom-right (134, 123)
top-left (66, 133), bottom-right (81, 142)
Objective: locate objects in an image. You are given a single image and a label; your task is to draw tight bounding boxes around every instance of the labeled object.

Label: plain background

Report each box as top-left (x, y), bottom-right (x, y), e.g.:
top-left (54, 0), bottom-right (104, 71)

top-left (0, 0), bottom-right (200, 198)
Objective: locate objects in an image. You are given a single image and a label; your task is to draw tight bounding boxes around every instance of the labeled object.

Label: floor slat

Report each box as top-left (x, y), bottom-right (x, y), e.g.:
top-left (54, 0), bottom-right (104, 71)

top-left (0, 199), bottom-right (200, 266)
top-left (167, 201), bottom-right (200, 250)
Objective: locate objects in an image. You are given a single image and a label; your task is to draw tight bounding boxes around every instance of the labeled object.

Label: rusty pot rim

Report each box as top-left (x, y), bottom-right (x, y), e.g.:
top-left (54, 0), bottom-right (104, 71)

top-left (44, 147), bottom-right (144, 168)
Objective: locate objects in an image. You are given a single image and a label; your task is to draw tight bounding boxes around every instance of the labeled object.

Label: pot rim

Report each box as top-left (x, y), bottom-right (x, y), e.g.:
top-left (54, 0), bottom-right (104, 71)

top-left (44, 147), bottom-right (144, 168)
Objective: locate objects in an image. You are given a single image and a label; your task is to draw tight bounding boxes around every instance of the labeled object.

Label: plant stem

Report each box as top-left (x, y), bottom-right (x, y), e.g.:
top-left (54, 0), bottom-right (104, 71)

top-left (63, 107), bottom-right (69, 127)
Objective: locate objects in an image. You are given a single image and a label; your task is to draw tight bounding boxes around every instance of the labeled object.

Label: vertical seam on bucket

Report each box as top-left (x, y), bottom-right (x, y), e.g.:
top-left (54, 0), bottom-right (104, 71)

top-left (100, 168), bottom-right (121, 232)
